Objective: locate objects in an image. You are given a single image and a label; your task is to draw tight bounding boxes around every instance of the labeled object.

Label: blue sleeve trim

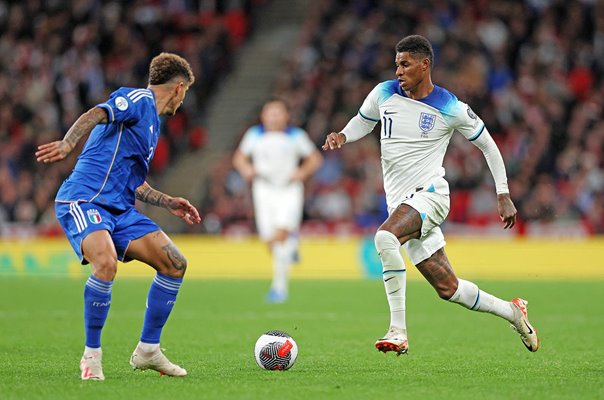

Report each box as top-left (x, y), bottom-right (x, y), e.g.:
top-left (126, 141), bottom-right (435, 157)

top-left (359, 111), bottom-right (380, 122)
top-left (468, 124), bottom-right (485, 141)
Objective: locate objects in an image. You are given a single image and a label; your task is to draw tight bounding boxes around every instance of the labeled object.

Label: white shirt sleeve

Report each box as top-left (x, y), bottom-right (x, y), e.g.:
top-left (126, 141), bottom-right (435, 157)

top-left (238, 127), bottom-right (257, 156)
top-left (453, 101), bottom-right (509, 194)
top-left (469, 128), bottom-right (509, 194)
top-left (341, 85), bottom-right (380, 143)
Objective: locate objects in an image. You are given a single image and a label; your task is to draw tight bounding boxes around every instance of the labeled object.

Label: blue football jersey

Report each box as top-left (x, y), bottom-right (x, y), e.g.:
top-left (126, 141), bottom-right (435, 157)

top-left (56, 87), bottom-right (161, 211)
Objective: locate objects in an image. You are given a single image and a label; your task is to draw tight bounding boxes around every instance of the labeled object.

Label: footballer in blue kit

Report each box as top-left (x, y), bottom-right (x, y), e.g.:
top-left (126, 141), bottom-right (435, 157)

top-left (55, 86), bottom-right (163, 262)
top-left (36, 53), bottom-right (201, 380)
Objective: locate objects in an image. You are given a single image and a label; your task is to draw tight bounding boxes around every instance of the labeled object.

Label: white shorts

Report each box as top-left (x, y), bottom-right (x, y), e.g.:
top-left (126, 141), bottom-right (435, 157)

top-left (389, 189), bottom-right (450, 265)
top-left (252, 181), bottom-right (304, 241)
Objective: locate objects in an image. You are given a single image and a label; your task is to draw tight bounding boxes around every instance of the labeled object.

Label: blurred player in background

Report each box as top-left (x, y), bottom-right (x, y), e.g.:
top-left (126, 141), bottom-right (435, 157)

top-left (233, 99), bottom-right (323, 303)
top-left (323, 35), bottom-right (540, 355)
top-left (36, 53), bottom-right (201, 380)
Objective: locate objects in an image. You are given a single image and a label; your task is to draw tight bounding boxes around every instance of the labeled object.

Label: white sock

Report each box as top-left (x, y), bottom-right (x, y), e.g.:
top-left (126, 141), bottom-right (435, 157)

top-left (271, 241), bottom-right (293, 294)
top-left (287, 234), bottom-right (299, 252)
top-left (374, 230), bottom-right (407, 332)
top-left (448, 279), bottom-right (514, 322)
top-left (84, 346), bottom-right (101, 355)
top-left (138, 341), bottom-right (160, 352)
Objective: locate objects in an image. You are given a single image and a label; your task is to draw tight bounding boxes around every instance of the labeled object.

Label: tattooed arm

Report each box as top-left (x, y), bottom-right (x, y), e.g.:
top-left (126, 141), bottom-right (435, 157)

top-left (135, 181), bottom-right (169, 208)
top-left (36, 107), bottom-right (108, 163)
top-left (136, 181), bottom-right (202, 225)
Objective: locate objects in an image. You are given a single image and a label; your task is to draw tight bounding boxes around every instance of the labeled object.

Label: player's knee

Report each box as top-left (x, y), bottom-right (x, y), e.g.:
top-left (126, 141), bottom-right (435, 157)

top-left (374, 230), bottom-right (400, 254)
top-left (273, 230), bottom-right (289, 242)
top-left (90, 254), bottom-right (118, 281)
top-left (164, 254), bottom-right (187, 278)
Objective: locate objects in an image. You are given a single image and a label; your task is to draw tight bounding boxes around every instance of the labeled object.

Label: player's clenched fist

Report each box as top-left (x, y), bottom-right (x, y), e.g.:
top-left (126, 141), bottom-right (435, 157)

top-left (322, 132), bottom-right (346, 151)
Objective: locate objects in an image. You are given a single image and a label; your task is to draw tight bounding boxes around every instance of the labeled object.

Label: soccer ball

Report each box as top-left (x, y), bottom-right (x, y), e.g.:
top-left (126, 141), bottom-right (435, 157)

top-left (254, 330), bottom-right (298, 370)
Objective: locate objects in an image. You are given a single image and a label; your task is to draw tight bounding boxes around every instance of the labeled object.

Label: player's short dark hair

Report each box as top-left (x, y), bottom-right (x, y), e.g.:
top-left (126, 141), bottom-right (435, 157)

top-left (264, 97), bottom-right (290, 111)
top-left (148, 52), bottom-right (195, 86)
top-left (395, 35), bottom-right (434, 69)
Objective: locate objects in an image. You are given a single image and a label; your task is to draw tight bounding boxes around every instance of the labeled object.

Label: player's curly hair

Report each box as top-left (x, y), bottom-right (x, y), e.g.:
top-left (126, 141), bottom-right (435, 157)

top-left (148, 52), bottom-right (195, 85)
top-left (396, 35), bottom-right (434, 69)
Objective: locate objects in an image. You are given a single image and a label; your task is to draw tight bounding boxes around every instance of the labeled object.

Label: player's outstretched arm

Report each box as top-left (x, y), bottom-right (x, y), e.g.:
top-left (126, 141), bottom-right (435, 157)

top-left (136, 181), bottom-right (201, 225)
top-left (35, 107), bottom-right (108, 163)
top-left (322, 132), bottom-right (347, 151)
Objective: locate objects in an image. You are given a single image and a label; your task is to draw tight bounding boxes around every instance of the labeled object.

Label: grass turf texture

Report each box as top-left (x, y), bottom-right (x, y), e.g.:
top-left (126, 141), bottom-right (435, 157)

top-left (0, 278), bottom-right (602, 400)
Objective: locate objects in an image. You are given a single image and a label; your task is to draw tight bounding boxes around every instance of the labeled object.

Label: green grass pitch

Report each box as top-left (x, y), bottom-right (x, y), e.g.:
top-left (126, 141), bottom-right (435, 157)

top-left (0, 277), bottom-right (603, 399)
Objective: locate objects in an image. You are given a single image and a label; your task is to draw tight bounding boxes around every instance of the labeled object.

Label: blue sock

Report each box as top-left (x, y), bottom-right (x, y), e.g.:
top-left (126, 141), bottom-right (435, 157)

top-left (140, 273), bottom-right (182, 344)
top-left (84, 275), bottom-right (113, 348)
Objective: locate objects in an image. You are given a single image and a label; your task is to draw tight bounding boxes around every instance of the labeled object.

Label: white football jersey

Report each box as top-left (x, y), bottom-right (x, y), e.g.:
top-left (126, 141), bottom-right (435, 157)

top-left (346, 80), bottom-right (485, 209)
top-left (238, 125), bottom-right (316, 186)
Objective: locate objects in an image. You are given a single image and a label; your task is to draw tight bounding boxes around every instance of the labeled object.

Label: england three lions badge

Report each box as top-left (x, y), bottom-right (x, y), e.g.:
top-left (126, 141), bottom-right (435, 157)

top-left (419, 112), bottom-right (436, 136)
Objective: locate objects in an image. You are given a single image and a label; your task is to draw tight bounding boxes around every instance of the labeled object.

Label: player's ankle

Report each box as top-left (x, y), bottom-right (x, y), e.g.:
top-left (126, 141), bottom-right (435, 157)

top-left (138, 341), bottom-right (160, 352)
top-left (84, 346), bottom-right (102, 355)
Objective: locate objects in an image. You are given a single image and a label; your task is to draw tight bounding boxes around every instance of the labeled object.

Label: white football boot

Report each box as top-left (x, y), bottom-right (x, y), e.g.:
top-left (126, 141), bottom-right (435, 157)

top-left (375, 326), bottom-right (409, 355)
top-left (80, 350), bottom-right (105, 380)
top-left (510, 298), bottom-right (540, 352)
top-left (129, 345), bottom-right (187, 377)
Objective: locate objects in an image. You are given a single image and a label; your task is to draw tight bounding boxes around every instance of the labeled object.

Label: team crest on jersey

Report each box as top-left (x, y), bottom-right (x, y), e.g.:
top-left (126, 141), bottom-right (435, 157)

top-left (419, 112), bottom-right (436, 132)
top-left (87, 209), bottom-right (102, 224)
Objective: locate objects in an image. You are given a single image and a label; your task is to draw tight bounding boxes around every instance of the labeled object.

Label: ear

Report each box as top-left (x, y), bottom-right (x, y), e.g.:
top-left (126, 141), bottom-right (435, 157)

top-left (174, 81), bottom-right (184, 95)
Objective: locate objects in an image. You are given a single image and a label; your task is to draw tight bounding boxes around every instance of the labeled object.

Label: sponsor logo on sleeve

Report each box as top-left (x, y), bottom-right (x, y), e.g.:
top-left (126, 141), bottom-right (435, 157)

top-left (115, 96), bottom-right (128, 111)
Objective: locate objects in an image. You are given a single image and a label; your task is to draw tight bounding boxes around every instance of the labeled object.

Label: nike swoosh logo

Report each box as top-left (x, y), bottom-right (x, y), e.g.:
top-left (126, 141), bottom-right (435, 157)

top-left (384, 276), bottom-right (395, 282)
top-left (384, 111), bottom-right (397, 115)
top-left (524, 320), bottom-right (534, 335)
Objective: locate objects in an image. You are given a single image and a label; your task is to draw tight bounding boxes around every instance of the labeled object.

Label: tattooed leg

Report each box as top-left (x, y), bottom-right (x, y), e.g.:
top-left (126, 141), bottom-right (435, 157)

top-left (126, 230), bottom-right (187, 278)
top-left (415, 248), bottom-right (459, 299)
top-left (161, 242), bottom-right (187, 273)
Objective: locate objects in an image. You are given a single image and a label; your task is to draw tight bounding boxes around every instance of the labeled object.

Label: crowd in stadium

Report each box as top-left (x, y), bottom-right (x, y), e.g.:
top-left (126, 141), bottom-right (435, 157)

top-left (0, 0), bottom-right (254, 234)
top-left (1, 0), bottom-right (603, 236)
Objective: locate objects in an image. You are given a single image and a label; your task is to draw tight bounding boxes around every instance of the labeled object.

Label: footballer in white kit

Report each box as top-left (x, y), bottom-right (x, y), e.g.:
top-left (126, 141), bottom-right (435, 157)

top-left (323, 35), bottom-right (539, 355)
top-left (234, 99), bottom-right (322, 303)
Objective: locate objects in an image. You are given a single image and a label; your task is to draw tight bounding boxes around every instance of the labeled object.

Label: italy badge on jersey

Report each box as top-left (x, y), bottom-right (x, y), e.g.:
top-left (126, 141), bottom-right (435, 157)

top-left (87, 209), bottom-right (102, 224)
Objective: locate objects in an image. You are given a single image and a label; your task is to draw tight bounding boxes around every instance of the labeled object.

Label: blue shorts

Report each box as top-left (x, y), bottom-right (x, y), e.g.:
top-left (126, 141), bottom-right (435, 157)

top-left (55, 202), bottom-right (160, 264)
